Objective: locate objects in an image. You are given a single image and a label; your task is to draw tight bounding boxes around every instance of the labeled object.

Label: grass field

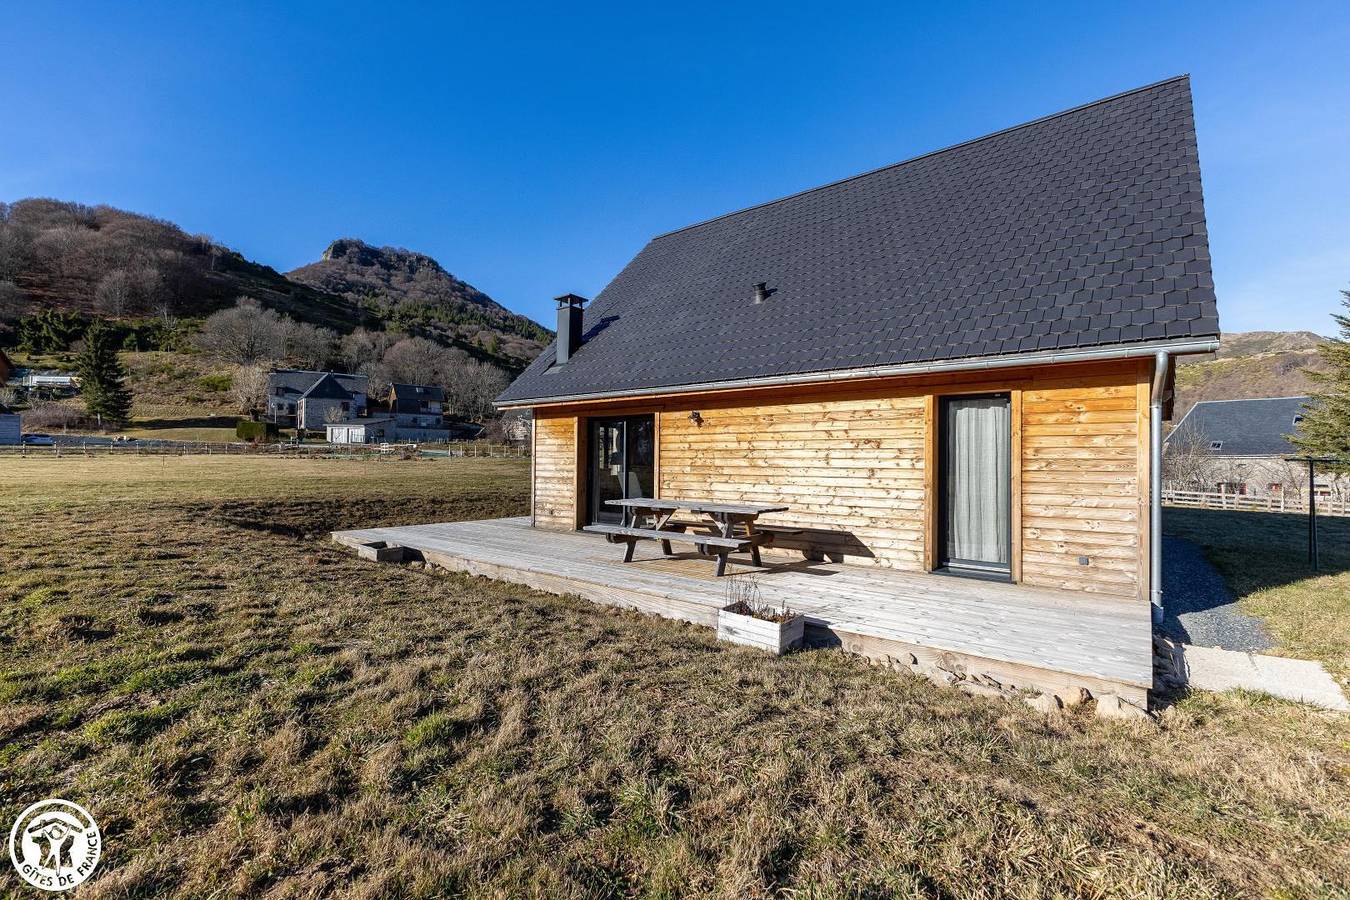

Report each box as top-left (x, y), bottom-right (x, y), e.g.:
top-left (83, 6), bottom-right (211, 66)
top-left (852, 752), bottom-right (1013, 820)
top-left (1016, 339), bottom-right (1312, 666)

top-left (1166, 507), bottom-right (1350, 679)
top-left (1, 457), bottom-right (1348, 897)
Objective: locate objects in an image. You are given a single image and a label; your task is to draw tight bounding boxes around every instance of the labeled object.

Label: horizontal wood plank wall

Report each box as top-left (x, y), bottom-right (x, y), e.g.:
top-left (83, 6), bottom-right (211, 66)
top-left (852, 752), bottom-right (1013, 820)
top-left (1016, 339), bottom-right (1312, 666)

top-left (528, 359), bottom-right (1146, 599)
top-left (659, 395), bottom-right (928, 569)
top-left (1020, 366), bottom-right (1143, 599)
top-left (533, 412), bottom-right (577, 530)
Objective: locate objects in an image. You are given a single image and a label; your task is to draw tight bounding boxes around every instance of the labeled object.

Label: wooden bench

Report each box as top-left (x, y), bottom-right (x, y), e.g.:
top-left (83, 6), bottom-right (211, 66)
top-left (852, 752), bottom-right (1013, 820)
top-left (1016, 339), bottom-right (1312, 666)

top-left (582, 523), bottom-right (772, 576)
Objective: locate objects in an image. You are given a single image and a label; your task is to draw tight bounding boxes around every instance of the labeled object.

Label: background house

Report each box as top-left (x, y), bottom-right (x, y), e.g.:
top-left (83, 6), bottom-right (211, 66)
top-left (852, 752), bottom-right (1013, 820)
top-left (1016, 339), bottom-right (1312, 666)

top-left (389, 383), bottom-right (450, 442)
top-left (1165, 395), bottom-right (1338, 499)
top-left (266, 370), bottom-right (368, 432)
top-left (500, 408), bottom-right (532, 445)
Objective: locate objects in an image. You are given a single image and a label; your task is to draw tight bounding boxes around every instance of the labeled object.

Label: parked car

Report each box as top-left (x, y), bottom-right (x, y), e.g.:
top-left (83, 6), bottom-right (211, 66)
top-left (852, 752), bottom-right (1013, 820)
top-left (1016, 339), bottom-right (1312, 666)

top-left (21, 433), bottom-right (55, 446)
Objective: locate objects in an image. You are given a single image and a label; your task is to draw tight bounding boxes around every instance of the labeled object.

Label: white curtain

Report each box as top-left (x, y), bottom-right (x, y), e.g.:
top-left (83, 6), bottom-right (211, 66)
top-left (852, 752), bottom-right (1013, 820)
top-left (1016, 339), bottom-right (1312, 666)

top-left (944, 397), bottom-right (1010, 567)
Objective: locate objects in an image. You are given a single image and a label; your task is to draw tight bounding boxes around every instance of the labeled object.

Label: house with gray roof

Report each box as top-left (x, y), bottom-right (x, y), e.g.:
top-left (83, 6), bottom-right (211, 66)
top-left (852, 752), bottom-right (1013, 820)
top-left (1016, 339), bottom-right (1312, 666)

top-left (1166, 396), bottom-right (1338, 498)
top-left (266, 369), bottom-right (368, 432)
top-left (388, 382), bottom-right (450, 442)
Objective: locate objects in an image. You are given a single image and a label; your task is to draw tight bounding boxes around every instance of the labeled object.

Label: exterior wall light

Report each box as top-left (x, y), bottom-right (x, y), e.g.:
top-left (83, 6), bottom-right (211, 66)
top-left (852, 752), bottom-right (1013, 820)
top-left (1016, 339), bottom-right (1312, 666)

top-left (689, 411), bottom-right (703, 426)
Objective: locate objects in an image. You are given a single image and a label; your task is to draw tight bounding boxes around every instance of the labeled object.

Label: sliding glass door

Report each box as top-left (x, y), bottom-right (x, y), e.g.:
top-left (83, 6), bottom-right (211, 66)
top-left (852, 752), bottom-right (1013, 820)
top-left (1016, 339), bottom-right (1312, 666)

top-left (939, 394), bottom-right (1011, 577)
top-left (586, 415), bottom-right (655, 524)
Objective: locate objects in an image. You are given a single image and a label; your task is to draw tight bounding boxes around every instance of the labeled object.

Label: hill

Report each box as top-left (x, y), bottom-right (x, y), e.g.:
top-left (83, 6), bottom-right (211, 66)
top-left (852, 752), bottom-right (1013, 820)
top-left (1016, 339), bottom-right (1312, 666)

top-left (287, 239), bottom-right (550, 363)
top-left (0, 198), bottom-right (550, 371)
top-left (1173, 330), bottom-right (1328, 421)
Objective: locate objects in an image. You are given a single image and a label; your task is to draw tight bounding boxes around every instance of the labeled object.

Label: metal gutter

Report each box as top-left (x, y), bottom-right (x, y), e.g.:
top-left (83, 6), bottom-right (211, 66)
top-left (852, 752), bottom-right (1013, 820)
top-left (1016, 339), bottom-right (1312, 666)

top-left (496, 338), bottom-right (1220, 409)
top-left (1149, 350), bottom-right (1171, 624)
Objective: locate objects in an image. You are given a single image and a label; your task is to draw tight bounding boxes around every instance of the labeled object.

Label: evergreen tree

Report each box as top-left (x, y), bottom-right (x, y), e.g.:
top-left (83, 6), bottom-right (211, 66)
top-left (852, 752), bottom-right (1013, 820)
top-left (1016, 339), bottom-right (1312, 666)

top-left (17, 309), bottom-right (86, 352)
top-left (74, 320), bottom-right (132, 427)
top-left (1293, 286), bottom-right (1350, 462)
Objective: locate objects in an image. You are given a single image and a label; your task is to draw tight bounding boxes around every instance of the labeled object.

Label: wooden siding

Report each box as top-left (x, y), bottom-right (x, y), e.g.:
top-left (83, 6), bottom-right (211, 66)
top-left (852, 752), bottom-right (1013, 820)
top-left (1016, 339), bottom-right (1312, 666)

top-left (525, 359), bottom-right (1150, 601)
top-left (659, 396), bottom-right (927, 569)
top-left (1019, 364), bottom-right (1146, 598)
top-left (532, 412), bottom-right (577, 529)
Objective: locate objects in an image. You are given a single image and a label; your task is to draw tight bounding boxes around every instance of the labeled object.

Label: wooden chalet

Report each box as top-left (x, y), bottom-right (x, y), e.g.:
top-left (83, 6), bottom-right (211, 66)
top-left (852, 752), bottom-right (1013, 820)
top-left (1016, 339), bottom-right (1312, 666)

top-left (336, 77), bottom-right (1221, 713)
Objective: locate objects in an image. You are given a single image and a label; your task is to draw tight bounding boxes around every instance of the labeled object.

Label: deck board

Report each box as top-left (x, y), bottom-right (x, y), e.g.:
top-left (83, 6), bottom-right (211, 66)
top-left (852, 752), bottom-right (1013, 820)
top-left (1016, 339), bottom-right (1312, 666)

top-left (332, 517), bottom-right (1153, 694)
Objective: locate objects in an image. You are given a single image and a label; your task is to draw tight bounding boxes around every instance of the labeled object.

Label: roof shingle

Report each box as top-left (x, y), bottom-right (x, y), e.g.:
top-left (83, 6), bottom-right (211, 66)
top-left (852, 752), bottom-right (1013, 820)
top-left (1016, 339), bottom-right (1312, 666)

top-left (499, 76), bottom-right (1220, 405)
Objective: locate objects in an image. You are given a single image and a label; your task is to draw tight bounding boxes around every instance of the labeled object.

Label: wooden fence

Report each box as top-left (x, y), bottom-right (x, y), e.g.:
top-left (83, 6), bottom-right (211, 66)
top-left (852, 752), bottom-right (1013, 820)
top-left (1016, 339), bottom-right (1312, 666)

top-left (0, 441), bottom-right (530, 459)
top-left (1163, 489), bottom-right (1350, 517)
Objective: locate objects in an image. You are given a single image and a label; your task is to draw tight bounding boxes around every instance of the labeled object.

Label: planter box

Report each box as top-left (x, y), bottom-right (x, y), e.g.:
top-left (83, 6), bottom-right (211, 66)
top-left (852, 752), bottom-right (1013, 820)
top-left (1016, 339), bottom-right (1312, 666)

top-left (716, 603), bottom-right (805, 655)
top-left (356, 541), bottom-right (405, 563)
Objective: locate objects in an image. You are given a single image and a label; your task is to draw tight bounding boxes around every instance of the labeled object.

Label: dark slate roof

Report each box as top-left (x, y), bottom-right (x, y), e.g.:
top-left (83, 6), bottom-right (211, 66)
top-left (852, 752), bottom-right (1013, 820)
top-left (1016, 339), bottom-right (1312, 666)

top-left (1170, 396), bottom-right (1315, 457)
top-left (391, 383), bottom-right (448, 402)
top-left (299, 373), bottom-right (356, 401)
top-left (269, 370), bottom-right (368, 399)
top-left (499, 76), bottom-right (1219, 405)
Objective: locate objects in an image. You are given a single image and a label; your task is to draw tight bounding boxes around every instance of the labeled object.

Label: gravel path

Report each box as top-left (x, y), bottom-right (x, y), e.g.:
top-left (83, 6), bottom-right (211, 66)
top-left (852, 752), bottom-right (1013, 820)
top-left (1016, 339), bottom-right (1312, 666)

top-left (1159, 536), bottom-right (1273, 652)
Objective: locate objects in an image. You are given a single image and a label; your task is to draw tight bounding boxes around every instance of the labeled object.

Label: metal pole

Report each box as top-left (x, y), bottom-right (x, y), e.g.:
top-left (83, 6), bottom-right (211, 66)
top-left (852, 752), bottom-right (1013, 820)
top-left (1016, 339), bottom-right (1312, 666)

top-left (1309, 457), bottom-right (1318, 571)
top-left (1149, 350), bottom-right (1169, 623)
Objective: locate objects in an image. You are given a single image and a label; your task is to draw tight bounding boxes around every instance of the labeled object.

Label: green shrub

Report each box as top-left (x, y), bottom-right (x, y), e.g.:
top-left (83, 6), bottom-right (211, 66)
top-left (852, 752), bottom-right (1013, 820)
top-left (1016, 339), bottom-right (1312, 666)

top-left (197, 373), bottom-right (233, 392)
top-left (236, 419), bottom-right (279, 442)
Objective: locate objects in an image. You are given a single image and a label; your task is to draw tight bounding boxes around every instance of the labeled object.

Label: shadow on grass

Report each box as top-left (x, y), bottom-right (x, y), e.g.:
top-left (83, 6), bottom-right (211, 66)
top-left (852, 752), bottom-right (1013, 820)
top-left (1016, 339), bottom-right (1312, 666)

top-left (201, 495), bottom-right (531, 541)
top-left (1163, 507), bottom-right (1350, 595)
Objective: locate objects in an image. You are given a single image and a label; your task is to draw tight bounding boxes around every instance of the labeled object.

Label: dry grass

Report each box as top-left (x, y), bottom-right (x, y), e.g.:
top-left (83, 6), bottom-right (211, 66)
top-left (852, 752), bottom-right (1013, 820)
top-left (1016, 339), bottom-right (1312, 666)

top-left (1, 457), bottom-right (1348, 897)
top-left (1166, 507), bottom-right (1350, 680)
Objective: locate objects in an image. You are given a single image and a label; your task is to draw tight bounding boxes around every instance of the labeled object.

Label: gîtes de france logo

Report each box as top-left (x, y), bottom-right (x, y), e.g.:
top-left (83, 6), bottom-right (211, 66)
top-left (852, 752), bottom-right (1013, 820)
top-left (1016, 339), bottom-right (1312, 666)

top-left (9, 800), bottom-right (101, 892)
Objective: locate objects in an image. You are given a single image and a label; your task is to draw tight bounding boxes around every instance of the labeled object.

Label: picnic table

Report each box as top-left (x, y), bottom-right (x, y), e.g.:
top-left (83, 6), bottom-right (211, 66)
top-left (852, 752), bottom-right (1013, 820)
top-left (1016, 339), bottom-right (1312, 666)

top-left (582, 497), bottom-right (794, 576)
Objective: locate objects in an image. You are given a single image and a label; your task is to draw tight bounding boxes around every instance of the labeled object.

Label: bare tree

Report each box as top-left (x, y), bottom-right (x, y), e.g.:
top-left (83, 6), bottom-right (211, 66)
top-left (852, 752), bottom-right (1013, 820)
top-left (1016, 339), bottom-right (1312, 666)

top-left (94, 269), bottom-right (136, 317)
top-left (195, 298), bottom-right (287, 364)
top-left (0, 223), bottom-right (32, 282)
top-left (34, 225), bottom-right (89, 278)
top-left (340, 327), bottom-right (393, 372)
top-left (453, 360), bottom-right (510, 422)
top-left (380, 336), bottom-right (461, 386)
top-left (1262, 458), bottom-right (1306, 502)
top-left (22, 401), bottom-right (83, 431)
top-left (232, 364), bottom-right (271, 418)
top-left (0, 279), bottom-right (22, 322)
top-left (281, 321), bottom-right (338, 370)
top-left (1162, 425), bottom-right (1217, 492)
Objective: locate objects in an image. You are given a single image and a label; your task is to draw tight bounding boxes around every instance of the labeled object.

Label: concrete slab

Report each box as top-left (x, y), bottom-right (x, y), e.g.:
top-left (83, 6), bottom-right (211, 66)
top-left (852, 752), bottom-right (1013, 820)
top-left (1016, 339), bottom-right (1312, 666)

top-left (1158, 636), bottom-right (1349, 711)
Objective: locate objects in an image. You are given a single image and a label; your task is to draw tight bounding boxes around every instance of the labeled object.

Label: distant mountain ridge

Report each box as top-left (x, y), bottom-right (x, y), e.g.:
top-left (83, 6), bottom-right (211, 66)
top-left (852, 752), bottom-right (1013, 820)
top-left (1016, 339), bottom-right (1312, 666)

top-left (1204, 330), bottom-right (1325, 359)
top-left (1173, 329), bottom-right (1328, 421)
top-left (0, 198), bottom-right (550, 370)
top-left (287, 238), bottom-right (550, 362)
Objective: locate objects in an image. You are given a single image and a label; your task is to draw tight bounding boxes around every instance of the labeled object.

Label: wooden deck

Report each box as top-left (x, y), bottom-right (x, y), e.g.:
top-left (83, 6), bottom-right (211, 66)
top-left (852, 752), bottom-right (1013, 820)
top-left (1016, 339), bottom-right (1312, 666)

top-left (331, 517), bottom-right (1153, 706)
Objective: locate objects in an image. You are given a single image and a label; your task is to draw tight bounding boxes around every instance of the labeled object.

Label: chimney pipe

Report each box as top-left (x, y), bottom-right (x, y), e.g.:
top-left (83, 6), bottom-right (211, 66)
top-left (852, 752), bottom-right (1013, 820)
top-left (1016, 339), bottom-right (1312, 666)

top-left (752, 282), bottom-right (770, 304)
top-left (555, 294), bottom-right (587, 365)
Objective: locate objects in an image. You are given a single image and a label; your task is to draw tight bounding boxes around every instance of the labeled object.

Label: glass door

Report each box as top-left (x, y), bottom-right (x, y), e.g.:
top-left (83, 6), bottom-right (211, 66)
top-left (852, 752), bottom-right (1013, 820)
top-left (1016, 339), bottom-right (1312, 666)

top-left (587, 415), bottom-right (655, 524)
top-left (939, 394), bottom-right (1011, 577)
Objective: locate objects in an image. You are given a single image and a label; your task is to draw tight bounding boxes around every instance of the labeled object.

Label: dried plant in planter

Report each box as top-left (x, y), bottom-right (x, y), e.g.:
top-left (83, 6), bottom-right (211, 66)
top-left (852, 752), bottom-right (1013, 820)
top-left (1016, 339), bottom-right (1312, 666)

top-left (722, 574), bottom-right (796, 623)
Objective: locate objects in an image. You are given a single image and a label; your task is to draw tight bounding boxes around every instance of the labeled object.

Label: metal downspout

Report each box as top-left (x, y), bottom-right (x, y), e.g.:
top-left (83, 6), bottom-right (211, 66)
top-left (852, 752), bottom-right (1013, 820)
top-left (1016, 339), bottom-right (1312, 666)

top-left (1149, 350), bottom-right (1170, 624)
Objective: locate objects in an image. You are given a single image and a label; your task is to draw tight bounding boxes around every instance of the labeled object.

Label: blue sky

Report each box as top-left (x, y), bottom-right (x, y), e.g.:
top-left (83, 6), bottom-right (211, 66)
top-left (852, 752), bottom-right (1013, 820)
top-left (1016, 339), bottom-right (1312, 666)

top-left (2, 1), bottom-right (1347, 333)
